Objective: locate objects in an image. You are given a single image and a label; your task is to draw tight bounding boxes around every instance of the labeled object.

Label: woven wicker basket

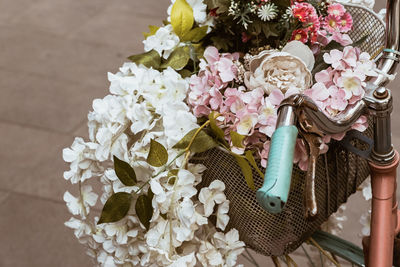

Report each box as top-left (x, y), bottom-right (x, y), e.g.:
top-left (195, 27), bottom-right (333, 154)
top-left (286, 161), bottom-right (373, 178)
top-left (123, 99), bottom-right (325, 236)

top-left (192, 4), bottom-right (386, 256)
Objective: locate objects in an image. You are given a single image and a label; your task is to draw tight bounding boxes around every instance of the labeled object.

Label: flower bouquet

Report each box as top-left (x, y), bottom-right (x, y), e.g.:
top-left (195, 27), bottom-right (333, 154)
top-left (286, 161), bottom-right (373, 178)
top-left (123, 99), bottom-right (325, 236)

top-left (63, 0), bottom-right (384, 266)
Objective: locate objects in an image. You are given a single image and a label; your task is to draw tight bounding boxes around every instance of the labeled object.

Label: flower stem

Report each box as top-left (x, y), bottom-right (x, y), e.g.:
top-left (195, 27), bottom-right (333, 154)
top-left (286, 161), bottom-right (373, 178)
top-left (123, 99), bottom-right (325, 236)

top-left (182, 120), bottom-right (211, 167)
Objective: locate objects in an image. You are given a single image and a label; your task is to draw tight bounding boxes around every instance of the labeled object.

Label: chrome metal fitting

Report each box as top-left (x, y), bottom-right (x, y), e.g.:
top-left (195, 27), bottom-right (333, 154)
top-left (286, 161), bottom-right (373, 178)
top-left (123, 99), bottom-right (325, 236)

top-left (364, 84), bottom-right (396, 164)
top-left (276, 105), bottom-right (297, 128)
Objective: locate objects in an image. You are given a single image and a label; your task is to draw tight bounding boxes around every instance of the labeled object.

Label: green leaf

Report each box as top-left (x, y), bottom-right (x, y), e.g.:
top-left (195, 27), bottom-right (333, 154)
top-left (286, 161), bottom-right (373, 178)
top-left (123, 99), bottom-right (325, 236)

top-left (171, 0), bottom-right (194, 37)
top-left (135, 194), bottom-right (154, 230)
top-left (261, 23), bottom-right (279, 38)
top-left (210, 36), bottom-right (232, 51)
top-left (230, 131), bottom-right (245, 148)
top-left (173, 128), bottom-right (218, 153)
top-left (168, 169), bottom-right (179, 177)
top-left (181, 26), bottom-right (209, 42)
top-left (147, 139), bottom-right (168, 167)
top-left (167, 169), bottom-right (179, 185)
top-left (323, 35), bottom-right (369, 52)
top-left (233, 154), bottom-right (255, 190)
top-left (208, 112), bottom-right (228, 146)
top-left (98, 192), bottom-right (132, 224)
top-left (128, 50), bottom-right (161, 69)
top-left (178, 69), bottom-right (193, 78)
top-left (143, 25), bottom-right (159, 39)
top-left (160, 46), bottom-right (190, 70)
top-left (322, 40), bottom-right (343, 51)
top-left (113, 156), bottom-right (137, 186)
top-left (244, 150), bottom-right (264, 177)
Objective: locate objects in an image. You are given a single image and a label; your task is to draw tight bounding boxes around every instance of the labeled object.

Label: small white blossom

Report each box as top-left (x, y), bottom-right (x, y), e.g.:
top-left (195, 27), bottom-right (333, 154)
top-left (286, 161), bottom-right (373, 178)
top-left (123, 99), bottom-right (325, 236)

top-left (64, 186), bottom-right (98, 216)
top-left (199, 180), bottom-right (227, 217)
top-left (216, 200), bottom-right (230, 231)
top-left (65, 217), bottom-right (92, 239)
top-left (143, 25), bottom-right (180, 59)
top-left (63, 137), bottom-right (100, 183)
top-left (213, 229), bottom-right (245, 267)
top-left (104, 221), bottom-right (130, 244)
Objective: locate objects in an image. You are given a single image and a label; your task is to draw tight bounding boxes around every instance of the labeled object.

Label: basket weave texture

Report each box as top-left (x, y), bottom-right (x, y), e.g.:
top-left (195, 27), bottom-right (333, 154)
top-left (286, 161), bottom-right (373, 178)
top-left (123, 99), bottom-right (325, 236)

top-left (192, 5), bottom-right (386, 256)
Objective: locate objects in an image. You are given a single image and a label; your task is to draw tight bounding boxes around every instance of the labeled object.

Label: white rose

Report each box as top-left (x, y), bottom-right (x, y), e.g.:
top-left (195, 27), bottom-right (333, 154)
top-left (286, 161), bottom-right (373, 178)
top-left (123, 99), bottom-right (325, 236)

top-left (244, 41), bottom-right (314, 94)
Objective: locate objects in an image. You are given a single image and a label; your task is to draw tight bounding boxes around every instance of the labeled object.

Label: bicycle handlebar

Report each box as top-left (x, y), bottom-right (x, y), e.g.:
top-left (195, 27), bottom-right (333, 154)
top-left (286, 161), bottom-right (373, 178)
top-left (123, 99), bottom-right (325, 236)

top-left (256, 106), bottom-right (298, 213)
top-left (372, 0), bottom-right (400, 87)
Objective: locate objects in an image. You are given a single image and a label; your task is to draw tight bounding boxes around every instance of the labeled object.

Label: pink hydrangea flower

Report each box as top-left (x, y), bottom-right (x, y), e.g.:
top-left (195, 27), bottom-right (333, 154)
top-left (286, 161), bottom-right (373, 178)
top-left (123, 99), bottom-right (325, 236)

top-left (224, 87), bottom-right (245, 113)
top-left (260, 141), bottom-right (271, 168)
top-left (258, 98), bottom-right (277, 138)
top-left (327, 86), bottom-right (347, 111)
top-left (323, 49), bottom-right (346, 70)
top-left (187, 44), bottom-right (374, 172)
top-left (336, 69), bottom-right (364, 99)
top-left (189, 46), bottom-right (240, 117)
top-left (331, 32), bottom-right (353, 46)
top-left (294, 139), bottom-right (309, 171)
top-left (352, 115), bottom-right (368, 132)
top-left (304, 83), bottom-right (330, 110)
top-left (209, 88), bottom-right (224, 110)
top-left (235, 112), bottom-right (258, 136)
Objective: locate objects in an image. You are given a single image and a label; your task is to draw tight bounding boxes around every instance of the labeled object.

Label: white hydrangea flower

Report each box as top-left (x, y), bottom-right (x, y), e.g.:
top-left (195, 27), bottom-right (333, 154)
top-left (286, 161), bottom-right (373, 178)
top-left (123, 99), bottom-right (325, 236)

top-left (216, 200), bottom-right (230, 231)
top-left (174, 198), bottom-right (198, 242)
top-left (64, 191), bottom-right (85, 216)
top-left (63, 137), bottom-right (101, 183)
top-left (162, 104), bottom-right (198, 148)
top-left (65, 217), bottom-right (92, 239)
top-left (174, 169), bottom-right (198, 199)
top-left (197, 240), bottom-right (224, 266)
top-left (128, 102), bottom-right (155, 134)
top-left (63, 55), bottom-right (246, 266)
top-left (104, 221), bottom-right (131, 245)
top-left (64, 186), bottom-right (98, 216)
top-left (92, 95), bottom-right (126, 125)
top-left (199, 180), bottom-right (227, 217)
top-left (142, 67), bottom-right (190, 115)
top-left (212, 229), bottom-right (246, 267)
top-left (143, 25), bottom-right (180, 59)
top-left (146, 218), bottom-right (169, 248)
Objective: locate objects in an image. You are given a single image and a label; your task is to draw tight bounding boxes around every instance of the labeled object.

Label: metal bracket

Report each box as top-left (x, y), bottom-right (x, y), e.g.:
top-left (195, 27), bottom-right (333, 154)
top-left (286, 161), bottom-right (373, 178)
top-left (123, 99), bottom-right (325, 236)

top-left (341, 130), bottom-right (374, 160)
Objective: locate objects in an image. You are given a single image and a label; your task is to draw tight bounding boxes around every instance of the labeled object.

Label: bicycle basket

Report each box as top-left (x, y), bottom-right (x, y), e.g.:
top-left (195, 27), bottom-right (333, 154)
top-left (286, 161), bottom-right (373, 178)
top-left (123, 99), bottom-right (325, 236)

top-left (191, 4), bottom-right (386, 256)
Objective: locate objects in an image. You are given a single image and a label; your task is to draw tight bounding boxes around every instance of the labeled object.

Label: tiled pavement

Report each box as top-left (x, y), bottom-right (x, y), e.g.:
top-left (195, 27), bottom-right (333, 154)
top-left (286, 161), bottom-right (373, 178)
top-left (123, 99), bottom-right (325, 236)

top-left (0, 0), bottom-right (398, 266)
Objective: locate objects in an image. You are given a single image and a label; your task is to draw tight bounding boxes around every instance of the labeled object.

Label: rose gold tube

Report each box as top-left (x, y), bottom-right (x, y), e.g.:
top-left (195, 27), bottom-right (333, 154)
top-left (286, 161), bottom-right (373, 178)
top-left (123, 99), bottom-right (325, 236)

top-left (368, 152), bottom-right (399, 267)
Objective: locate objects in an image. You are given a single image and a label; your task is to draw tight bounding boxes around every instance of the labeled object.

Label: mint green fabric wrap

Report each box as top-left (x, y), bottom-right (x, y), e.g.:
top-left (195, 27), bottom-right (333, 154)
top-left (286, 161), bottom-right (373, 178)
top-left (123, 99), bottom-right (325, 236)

top-left (256, 125), bottom-right (298, 214)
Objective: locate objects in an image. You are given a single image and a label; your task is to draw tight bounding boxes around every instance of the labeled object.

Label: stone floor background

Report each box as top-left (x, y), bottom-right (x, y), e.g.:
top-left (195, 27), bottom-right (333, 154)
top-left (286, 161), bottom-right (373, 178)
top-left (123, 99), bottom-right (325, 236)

top-left (0, 0), bottom-right (398, 266)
